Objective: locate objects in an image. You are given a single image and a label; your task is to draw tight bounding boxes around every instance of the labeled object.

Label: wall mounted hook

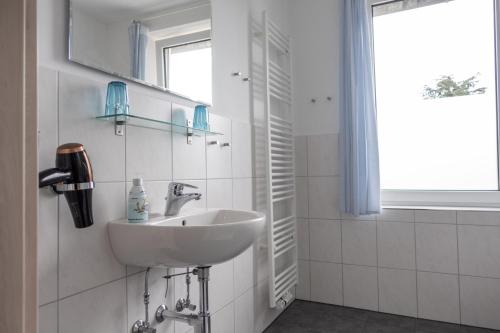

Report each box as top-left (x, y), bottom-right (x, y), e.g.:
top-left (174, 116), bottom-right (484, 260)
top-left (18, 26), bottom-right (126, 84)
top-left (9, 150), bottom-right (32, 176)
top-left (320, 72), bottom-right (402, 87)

top-left (326, 96), bottom-right (332, 101)
top-left (311, 98), bottom-right (317, 103)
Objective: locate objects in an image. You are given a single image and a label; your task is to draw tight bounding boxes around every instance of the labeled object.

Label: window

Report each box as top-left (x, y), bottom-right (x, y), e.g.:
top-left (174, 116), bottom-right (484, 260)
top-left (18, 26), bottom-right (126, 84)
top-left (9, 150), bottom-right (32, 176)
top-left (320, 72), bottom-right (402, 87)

top-left (371, 0), bottom-right (500, 207)
top-left (163, 39), bottom-right (212, 103)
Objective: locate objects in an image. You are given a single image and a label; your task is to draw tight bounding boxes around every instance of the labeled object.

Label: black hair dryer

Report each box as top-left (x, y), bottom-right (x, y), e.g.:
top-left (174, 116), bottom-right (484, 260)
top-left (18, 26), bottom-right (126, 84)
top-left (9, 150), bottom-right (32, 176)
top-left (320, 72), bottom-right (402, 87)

top-left (39, 143), bottom-right (95, 228)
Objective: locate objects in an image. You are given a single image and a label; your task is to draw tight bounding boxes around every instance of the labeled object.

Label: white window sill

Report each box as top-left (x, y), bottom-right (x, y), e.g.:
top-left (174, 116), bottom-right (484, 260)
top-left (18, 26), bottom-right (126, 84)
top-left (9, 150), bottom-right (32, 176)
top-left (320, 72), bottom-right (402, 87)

top-left (381, 190), bottom-right (500, 211)
top-left (382, 205), bottom-right (500, 212)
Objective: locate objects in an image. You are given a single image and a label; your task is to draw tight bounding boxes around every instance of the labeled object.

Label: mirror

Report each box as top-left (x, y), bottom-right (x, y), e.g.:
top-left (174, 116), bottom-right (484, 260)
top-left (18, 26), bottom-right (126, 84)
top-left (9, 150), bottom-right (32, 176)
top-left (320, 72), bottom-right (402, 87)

top-left (69, 0), bottom-right (212, 104)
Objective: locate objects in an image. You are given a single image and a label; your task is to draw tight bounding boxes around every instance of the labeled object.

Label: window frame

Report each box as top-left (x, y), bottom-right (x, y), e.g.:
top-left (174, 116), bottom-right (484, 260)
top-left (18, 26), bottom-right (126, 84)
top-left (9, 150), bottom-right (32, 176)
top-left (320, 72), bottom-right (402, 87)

top-left (162, 38), bottom-right (211, 88)
top-left (369, 0), bottom-right (500, 208)
top-left (155, 29), bottom-right (211, 88)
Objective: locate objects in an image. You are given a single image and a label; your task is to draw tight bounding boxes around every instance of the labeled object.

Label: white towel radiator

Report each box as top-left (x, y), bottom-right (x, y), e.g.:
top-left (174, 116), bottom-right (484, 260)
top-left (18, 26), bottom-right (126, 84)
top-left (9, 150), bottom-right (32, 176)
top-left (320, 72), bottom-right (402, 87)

top-left (262, 11), bottom-right (297, 309)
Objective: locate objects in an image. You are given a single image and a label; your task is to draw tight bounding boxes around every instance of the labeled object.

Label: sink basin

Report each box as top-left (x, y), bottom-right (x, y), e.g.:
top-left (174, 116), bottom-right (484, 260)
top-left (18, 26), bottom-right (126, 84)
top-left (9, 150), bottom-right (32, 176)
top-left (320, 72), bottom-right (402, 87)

top-left (108, 209), bottom-right (266, 268)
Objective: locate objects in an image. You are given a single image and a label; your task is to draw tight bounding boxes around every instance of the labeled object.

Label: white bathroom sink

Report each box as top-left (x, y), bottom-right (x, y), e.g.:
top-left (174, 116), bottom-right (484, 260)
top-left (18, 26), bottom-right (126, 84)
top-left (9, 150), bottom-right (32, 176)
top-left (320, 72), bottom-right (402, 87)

top-left (108, 209), bottom-right (266, 268)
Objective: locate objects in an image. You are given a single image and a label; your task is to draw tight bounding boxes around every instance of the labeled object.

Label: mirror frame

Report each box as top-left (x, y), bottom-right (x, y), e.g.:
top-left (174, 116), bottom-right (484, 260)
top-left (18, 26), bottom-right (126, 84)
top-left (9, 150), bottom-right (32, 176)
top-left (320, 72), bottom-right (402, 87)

top-left (67, 0), bottom-right (213, 106)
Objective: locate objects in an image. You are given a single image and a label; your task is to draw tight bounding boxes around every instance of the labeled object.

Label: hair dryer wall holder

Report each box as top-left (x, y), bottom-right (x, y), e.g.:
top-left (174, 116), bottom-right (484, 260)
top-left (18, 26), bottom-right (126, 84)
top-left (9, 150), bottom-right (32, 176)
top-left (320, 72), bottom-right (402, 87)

top-left (38, 143), bottom-right (95, 229)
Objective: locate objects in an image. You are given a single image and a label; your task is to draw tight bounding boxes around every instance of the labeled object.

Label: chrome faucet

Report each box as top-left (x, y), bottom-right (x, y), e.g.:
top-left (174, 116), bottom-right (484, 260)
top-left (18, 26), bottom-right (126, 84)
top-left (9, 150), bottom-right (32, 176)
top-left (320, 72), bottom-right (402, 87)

top-left (164, 182), bottom-right (201, 216)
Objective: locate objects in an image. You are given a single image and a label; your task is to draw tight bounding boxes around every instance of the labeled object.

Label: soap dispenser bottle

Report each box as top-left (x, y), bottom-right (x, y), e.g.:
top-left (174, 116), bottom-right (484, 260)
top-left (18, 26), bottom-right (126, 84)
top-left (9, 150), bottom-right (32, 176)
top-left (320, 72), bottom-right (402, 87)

top-left (128, 178), bottom-right (149, 222)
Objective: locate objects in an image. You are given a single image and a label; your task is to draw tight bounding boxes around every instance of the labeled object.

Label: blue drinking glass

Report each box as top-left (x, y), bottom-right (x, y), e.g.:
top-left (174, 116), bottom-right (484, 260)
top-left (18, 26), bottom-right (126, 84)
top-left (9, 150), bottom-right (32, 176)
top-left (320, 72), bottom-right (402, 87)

top-left (193, 105), bottom-right (208, 130)
top-left (105, 81), bottom-right (129, 116)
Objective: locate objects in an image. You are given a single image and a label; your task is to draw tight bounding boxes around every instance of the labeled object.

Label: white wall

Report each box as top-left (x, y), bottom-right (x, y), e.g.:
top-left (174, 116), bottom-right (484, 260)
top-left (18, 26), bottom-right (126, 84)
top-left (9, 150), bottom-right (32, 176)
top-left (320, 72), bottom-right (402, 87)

top-left (289, 1), bottom-right (500, 330)
top-left (294, 139), bottom-right (500, 330)
top-left (37, 0), bottom-right (291, 332)
top-left (290, 0), bottom-right (341, 137)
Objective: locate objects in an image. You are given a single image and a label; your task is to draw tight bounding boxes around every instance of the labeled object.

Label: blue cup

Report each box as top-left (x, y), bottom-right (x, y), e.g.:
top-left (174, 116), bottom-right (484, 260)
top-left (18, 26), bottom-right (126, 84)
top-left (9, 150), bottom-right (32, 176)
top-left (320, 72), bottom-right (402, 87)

top-left (193, 105), bottom-right (209, 130)
top-left (105, 81), bottom-right (129, 116)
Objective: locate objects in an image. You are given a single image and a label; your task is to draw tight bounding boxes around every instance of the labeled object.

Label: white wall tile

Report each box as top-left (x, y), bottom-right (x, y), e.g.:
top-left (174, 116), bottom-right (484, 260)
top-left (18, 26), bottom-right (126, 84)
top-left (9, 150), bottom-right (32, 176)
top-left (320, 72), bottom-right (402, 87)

top-left (297, 218), bottom-right (310, 260)
top-left (128, 89), bottom-right (172, 122)
top-left (377, 209), bottom-right (414, 223)
top-left (460, 275), bottom-right (500, 330)
top-left (295, 177), bottom-right (308, 218)
top-left (235, 288), bottom-right (254, 333)
top-left (294, 136), bottom-right (308, 177)
top-left (252, 125), bottom-right (267, 179)
top-left (415, 210), bottom-right (456, 224)
top-left (232, 178), bottom-right (253, 210)
top-left (206, 114), bottom-right (232, 179)
top-left (310, 219), bottom-right (341, 263)
top-left (342, 220), bottom-right (377, 266)
top-left (172, 131), bottom-right (207, 180)
top-left (254, 280), bottom-right (283, 332)
top-left (310, 261), bottom-right (342, 305)
top-left (234, 246), bottom-right (254, 297)
top-left (307, 133), bottom-right (338, 176)
top-left (207, 178), bottom-right (233, 209)
top-left (343, 264), bottom-right (378, 311)
top-left (458, 211), bottom-right (500, 226)
top-left (126, 126), bottom-right (172, 181)
top-left (38, 190), bottom-right (58, 305)
top-left (59, 279), bottom-right (127, 333)
top-left (296, 260), bottom-right (311, 301)
top-left (308, 176), bottom-right (340, 220)
top-left (378, 268), bottom-right (417, 317)
top-left (142, 180), bottom-right (170, 215)
top-left (38, 67), bottom-right (59, 171)
top-left (234, 288), bottom-right (255, 333)
top-left (417, 271), bottom-right (460, 324)
top-left (254, 235), bottom-right (270, 285)
top-left (59, 182), bottom-right (126, 298)
top-left (458, 225), bottom-right (500, 278)
top-left (172, 104), bottom-right (207, 180)
top-left (415, 223), bottom-right (458, 274)
top-left (253, 177), bottom-right (268, 214)
top-left (58, 72), bottom-right (125, 182)
top-left (232, 121), bottom-right (252, 178)
top-left (39, 302), bottom-right (57, 333)
top-left (341, 212), bottom-right (377, 221)
top-left (377, 222), bottom-right (415, 270)
top-left (210, 260), bottom-right (235, 312)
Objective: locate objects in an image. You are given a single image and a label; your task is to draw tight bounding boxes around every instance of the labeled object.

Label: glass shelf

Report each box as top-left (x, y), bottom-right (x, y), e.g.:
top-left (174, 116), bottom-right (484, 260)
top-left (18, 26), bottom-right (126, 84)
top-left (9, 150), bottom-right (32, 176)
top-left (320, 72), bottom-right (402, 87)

top-left (96, 113), bottom-right (223, 137)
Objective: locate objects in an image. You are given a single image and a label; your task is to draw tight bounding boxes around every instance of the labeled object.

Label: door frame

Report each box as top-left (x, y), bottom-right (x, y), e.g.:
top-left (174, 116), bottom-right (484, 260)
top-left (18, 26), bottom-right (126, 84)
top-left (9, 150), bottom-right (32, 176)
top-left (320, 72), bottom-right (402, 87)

top-left (0, 0), bottom-right (38, 332)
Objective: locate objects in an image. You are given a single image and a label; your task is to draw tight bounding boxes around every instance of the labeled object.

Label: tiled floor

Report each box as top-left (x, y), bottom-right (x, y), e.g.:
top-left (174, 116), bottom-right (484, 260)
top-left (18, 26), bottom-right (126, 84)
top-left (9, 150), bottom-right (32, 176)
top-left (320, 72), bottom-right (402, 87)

top-left (264, 300), bottom-right (498, 333)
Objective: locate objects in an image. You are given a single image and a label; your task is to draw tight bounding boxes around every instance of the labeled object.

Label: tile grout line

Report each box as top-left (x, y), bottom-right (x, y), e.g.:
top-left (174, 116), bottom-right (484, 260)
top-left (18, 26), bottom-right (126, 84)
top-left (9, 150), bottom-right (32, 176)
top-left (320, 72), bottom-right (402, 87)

top-left (455, 210), bottom-right (462, 325)
top-left (56, 70), bottom-right (60, 333)
top-left (305, 135), bottom-right (313, 302)
top-left (375, 216), bottom-right (380, 312)
top-left (124, 102), bottom-right (129, 330)
top-left (412, 209), bottom-right (419, 319)
top-left (340, 219), bottom-right (344, 306)
top-left (57, 275), bottom-right (129, 303)
top-left (306, 218), bottom-right (311, 300)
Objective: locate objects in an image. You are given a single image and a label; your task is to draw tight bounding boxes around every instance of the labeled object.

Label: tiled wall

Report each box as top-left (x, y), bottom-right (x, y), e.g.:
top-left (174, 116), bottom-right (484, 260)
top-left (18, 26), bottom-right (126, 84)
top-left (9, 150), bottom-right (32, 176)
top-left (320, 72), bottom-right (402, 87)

top-left (37, 67), bottom-right (283, 333)
top-left (295, 133), bottom-right (500, 331)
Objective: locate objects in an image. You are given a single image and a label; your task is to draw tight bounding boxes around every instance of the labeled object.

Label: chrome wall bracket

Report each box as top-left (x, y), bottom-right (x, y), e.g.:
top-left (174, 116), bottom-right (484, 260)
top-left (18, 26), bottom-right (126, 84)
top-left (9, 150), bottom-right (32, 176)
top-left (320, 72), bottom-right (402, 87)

top-left (115, 118), bottom-right (125, 136)
top-left (186, 119), bottom-right (193, 144)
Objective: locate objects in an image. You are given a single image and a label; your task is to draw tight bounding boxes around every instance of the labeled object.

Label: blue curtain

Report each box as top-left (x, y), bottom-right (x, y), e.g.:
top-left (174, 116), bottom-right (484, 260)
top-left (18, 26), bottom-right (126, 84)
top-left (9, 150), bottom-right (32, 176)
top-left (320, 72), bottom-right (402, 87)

top-left (128, 21), bottom-right (148, 80)
top-left (340, 0), bottom-right (381, 216)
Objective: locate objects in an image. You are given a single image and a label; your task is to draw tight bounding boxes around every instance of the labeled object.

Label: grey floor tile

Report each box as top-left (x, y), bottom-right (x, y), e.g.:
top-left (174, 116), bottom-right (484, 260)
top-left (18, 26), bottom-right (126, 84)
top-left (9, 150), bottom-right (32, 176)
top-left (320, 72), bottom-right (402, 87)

top-left (416, 319), bottom-right (467, 333)
top-left (363, 312), bottom-right (416, 333)
top-left (265, 300), bottom-right (498, 333)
